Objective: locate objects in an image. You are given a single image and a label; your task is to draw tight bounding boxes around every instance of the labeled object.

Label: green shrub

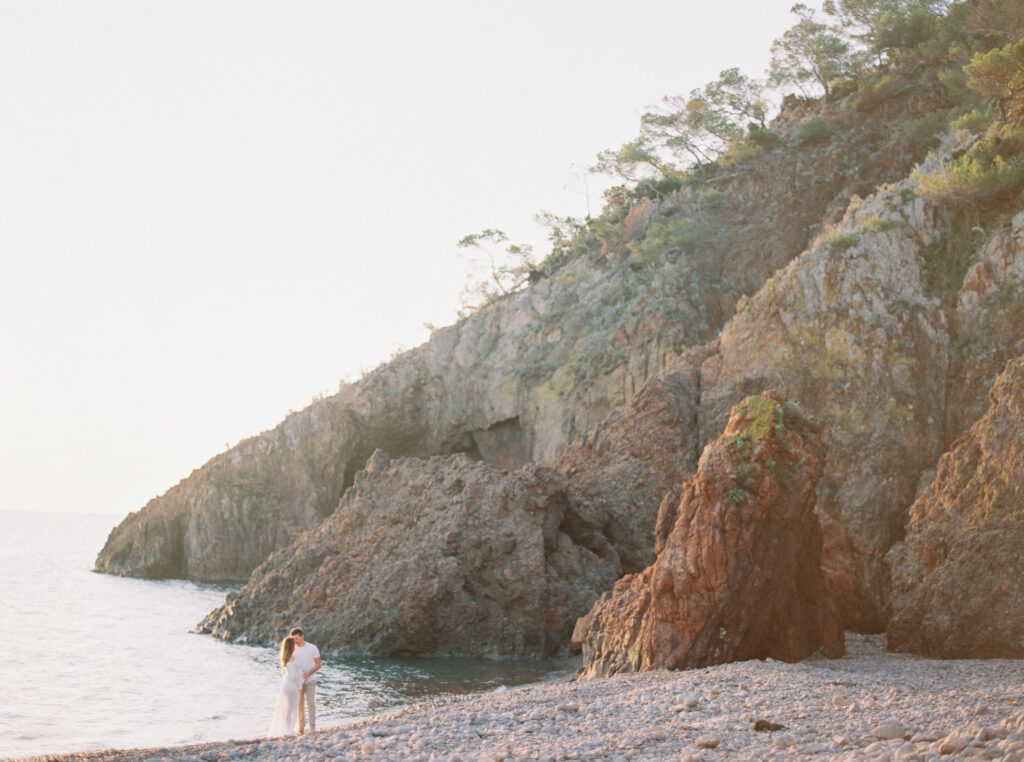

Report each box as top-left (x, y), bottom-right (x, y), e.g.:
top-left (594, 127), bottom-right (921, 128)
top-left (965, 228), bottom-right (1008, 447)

top-left (864, 217), bottom-right (904, 232)
top-left (748, 124), bottom-right (785, 149)
top-left (916, 121), bottom-right (1024, 204)
top-left (899, 109), bottom-right (950, 147)
top-left (816, 229), bottom-right (860, 249)
top-left (628, 215), bottom-right (710, 264)
top-left (796, 116), bottom-right (834, 145)
top-left (916, 153), bottom-right (1024, 203)
top-left (954, 108), bottom-right (992, 135)
top-left (852, 74), bottom-right (912, 112)
top-left (726, 488), bottom-right (748, 506)
top-left (697, 188), bottom-right (727, 204)
top-left (720, 138), bottom-right (769, 166)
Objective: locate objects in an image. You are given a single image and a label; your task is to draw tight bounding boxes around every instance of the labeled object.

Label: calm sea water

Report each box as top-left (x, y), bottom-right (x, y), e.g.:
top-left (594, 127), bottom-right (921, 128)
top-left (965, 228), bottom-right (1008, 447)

top-left (0, 512), bottom-right (563, 760)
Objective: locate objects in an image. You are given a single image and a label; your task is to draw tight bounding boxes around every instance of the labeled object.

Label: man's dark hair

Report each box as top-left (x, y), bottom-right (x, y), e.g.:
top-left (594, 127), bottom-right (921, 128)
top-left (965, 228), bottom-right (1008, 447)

top-left (290, 627), bottom-right (303, 637)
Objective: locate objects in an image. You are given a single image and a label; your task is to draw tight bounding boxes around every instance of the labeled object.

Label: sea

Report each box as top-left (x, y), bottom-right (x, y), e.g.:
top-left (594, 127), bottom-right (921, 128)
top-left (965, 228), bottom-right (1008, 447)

top-left (0, 511), bottom-right (564, 761)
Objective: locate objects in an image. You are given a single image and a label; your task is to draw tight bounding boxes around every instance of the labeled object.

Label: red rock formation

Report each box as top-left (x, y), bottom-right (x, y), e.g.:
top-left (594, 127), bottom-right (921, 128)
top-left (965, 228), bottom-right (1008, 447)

top-left (198, 450), bottom-right (617, 656)
top-left (888, 355), bottom-right (1024, 657)
top-left (573, 392), bottom-right (844, 676)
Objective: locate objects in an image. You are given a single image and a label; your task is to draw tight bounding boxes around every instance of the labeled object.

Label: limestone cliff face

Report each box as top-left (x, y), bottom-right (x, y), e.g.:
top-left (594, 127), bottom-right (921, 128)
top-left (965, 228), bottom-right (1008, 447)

top-left (572, 393), bottom-right (843, 677)
top-left (197, 451), bottom-right (617, 656)
top-left (887, 355), bottom-right (1024, 658)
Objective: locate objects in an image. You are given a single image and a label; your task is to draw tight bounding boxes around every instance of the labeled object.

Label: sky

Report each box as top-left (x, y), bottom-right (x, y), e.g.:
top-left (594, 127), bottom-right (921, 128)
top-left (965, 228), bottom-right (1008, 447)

top-left (1, 1), bottom-right (813, 518)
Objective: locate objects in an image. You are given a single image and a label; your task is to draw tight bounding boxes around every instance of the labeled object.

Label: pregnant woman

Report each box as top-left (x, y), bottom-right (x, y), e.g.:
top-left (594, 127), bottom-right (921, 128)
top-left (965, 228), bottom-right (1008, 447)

top-left (266, 636), bottom-right (303, 737)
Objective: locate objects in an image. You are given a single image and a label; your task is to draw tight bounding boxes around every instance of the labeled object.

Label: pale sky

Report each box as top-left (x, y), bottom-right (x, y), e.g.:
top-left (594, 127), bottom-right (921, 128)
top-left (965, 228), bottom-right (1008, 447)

top-left (1, 1), bottom-right (811, 517)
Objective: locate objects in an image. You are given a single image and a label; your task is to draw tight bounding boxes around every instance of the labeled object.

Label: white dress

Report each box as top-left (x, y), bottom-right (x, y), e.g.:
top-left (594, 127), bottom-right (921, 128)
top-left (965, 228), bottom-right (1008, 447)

top-left (266, 658), bottom-right (304, 737)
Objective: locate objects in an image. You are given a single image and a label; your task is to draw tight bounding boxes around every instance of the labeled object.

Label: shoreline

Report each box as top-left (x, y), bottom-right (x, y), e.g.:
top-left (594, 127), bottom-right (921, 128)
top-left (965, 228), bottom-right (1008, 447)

top-left (16, 634), bottom-right (1024, 761)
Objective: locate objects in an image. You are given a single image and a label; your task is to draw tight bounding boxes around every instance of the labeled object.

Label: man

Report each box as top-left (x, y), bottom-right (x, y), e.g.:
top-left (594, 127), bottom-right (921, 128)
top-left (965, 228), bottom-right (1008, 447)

top-left (290, 627), bottom-right (321, 733)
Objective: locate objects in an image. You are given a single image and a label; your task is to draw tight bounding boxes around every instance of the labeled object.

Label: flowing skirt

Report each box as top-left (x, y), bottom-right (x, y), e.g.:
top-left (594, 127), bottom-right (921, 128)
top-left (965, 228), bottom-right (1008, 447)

top-left (266, 685), bottom-right (300, 738)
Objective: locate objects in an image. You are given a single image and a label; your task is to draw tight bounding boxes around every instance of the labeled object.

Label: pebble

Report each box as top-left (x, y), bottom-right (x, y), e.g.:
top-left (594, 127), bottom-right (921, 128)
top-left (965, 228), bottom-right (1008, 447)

top-left (937, 732), bottom-right (969, 754)
top-left (695, 735), bottom-right (720, 749)
top-left (872, 721), bottom-right (907, 739)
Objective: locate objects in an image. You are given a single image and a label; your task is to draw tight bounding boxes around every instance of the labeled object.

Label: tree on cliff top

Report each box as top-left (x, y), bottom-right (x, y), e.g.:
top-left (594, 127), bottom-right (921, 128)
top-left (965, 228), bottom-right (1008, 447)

top-left (963, 0), bottom-right (1024, 44)
top-left (769, 3), bottom-right (857, 99)
top-left (966, 37), bottom-right (1024, 121)
top-left (823, 0), bottom-right (950, 63)
top-left (593, 68), bottom-right (768, 184)
top-left (457, 229), bottom-right (538, 316)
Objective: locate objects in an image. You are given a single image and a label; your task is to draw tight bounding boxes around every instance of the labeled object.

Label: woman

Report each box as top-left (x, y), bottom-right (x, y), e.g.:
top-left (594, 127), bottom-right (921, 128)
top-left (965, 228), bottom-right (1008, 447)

top-left (266, 635), bottom-right (304, 737)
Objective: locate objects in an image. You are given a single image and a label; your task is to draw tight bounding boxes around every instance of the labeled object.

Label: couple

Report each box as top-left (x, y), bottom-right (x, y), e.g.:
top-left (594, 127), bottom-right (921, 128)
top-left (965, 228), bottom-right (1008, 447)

top-left (267, 627), bottom-right (321, 737)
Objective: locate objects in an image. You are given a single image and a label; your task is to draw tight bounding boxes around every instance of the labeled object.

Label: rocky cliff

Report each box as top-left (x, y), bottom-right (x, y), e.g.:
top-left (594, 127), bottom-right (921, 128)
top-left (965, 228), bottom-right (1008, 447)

top-left (95, 82), bottom-right (945, 584)
top-left (572, 392), bottom-right (843, 677)
top-left (887, 355), bottom-right (1024, 657)
top-left (197, 450), bottom-right (616, 656)
top-left (93, 56), bottom-right (1024, 662)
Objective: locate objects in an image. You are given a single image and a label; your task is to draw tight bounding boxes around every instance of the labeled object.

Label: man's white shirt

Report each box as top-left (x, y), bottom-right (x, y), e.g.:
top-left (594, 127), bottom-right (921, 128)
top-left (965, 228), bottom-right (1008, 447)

top-left (293, 643), bottom-right (320, 684)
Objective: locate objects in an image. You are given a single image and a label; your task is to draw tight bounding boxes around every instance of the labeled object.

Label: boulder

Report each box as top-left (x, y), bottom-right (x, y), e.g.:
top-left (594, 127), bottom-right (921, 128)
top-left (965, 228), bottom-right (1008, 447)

top-left (198, 451), bottom-right (616, 656)
top-left (573, 392), bottom-right (844, 677)
top-left (556, 344), bottom-right (714, 575)
top-left (888, 355), bottom-right (1024, 657)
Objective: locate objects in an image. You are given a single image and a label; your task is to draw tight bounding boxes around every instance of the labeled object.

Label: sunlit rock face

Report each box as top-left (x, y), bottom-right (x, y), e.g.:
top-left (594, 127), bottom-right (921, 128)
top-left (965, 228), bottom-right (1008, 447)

top-left (573, 392), bottom-right (844, 678)
top-left (888, 355), bottom-right (1024, 658)
top-left (949, 208), bottom-right (1024, 440)
top-left (698, 170), bottom-right (952, 626)
top-left (197, 451), bottom-right (617, 656)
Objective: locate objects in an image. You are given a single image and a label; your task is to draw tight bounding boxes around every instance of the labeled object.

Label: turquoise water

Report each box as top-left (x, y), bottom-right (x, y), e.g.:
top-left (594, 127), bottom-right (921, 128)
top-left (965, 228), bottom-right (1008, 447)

top-left (0, 512), bottom-right (562, 760)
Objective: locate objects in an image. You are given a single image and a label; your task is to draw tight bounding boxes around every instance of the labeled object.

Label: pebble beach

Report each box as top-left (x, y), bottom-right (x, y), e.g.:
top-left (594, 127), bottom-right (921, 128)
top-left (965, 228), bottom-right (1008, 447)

top-left (19, 635), bottom-right (1024, 762)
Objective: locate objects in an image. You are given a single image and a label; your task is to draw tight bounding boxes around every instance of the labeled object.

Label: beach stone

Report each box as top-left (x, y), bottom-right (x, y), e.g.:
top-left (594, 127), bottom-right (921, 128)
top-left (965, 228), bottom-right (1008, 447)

top-left (695, 735), bottom-right (720, 749)
top-left (937, 733), bottom-right (969, 754)
top-left (874, 721), bottom-right (908, 739)
top-left (773, 733), bottom-right (797, 748)
top-left (573, 393), bottom-right (844, 676)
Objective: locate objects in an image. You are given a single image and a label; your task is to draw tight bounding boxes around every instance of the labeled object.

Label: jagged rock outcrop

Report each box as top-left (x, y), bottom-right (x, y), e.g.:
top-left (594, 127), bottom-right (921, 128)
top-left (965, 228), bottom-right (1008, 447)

top-left (197, 451), bottom-right (617, 656)
top-left (698, 164), bottom-right (952, 625)
top-left (572, 392), bottom-right (844, 678)
top-left (887, 356), bottom-right (1024, 657)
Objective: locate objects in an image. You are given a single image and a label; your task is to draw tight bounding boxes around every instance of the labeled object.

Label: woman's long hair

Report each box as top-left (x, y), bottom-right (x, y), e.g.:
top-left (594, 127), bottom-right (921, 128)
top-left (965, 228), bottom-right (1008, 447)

top-left (280, 636), bottom-right (295, 670)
